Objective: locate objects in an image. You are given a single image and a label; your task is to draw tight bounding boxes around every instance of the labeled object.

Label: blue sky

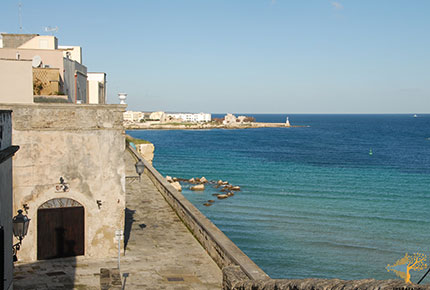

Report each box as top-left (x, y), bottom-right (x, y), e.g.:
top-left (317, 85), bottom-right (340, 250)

top-left (1, 0), bottom-right (429, 113)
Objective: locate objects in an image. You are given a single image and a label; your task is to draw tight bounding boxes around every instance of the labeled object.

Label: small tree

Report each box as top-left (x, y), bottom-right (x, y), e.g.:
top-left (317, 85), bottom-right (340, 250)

top-left (386, 253), bottom-right (427, 283)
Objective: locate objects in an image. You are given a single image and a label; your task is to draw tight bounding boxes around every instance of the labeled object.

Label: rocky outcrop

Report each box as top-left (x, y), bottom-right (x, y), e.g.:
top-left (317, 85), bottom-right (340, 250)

top-left (200, 177), bottom-right (208, 183)
top-left (217, 194), bottom-right (228, 199)
top-left (166, 176), bottom-right (173, 183)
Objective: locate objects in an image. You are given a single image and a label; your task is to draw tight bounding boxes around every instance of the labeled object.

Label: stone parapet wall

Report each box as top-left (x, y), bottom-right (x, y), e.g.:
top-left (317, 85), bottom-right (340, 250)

top-left (223, 266), bottom-right (430, 290)
top-left (0, 103), bottom-right (126, 131)
top-left (127, 145), bottom-right (269, 281)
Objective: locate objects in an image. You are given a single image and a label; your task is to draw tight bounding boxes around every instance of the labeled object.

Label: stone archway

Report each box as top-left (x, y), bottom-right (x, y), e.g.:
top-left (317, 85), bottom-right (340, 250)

top-left (37, 198), bottom-right (84, 260)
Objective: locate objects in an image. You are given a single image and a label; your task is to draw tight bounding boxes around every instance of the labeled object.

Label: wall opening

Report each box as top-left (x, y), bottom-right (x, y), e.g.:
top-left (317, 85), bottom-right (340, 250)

top-left (37, 198), bottom-right (84, 260)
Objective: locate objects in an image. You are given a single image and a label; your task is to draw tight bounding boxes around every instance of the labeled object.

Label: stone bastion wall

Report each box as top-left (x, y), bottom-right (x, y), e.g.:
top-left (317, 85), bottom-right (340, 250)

top-left (127, 145), bottom-right (430, 290)
top-left (0, 103), bottom-right (127, 262)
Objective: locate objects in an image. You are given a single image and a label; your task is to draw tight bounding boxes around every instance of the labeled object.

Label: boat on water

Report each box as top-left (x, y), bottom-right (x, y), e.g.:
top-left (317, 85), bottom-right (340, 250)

top-left (414, 114), bottom-right (418, 118)
top-left (369, 148), bottom-right (373, 156)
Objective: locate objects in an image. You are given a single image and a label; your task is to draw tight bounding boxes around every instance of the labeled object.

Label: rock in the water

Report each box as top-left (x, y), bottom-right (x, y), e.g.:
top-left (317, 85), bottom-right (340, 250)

top-left (222, 181), bottom-right (229, 185)
top-left (200, 177), bottom-right (208, 183)
top-left (166, 176), bottom-right (173, 183)
top-left (189, 178), bottom-right (196, 183)
top-left (227, 192), bottom-right (235, 197)
top-left (231, 186), bottom-right (241, 191)
top-left (171, 181), bottom-right (182, 192)
top-left (217, 180), bottom-right (223, 185)
top-left (217, 194), bottom-right (228, 199)
top-left (203, 203), bottom-right (212, 207)
top-left (173, 177), bottom-right (178, 182)
top-left (191, 184), bottom-right (205, 191)
top-left (208, 200), bottom-right (215, 203)
top-left (220, 187), bottom-right (228, 192)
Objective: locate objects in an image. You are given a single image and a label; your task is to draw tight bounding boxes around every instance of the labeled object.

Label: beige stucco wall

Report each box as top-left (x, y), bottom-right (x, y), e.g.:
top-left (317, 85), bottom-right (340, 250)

top-left (19, 36), bottom-right (58, 50)
top-left (0, 48), bottom-right (64, 78)
top-left (0, 59), bottom-right (33, 104)
top-left (0, 103), bottom-right (127, 262)
top-left (59, 46), bottom-right (82, 64)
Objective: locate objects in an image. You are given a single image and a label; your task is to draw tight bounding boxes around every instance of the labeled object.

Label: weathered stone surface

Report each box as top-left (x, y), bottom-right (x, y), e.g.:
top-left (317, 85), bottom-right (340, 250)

top-left (222, 266), bottom-right (430, 290)
top-left (191, 184), bottom-right (205, 191)
top-left (0, 103), bottom-right (126, 262)
top-left (166, 175), bottom-right (173, 183)
top-left (171, 181), bottom-right (182, 192)
top-left (136, 143), bottom-right (155, 164)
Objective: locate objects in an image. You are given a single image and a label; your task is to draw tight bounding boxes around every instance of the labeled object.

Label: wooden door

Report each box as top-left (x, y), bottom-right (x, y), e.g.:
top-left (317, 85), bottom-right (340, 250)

top-left (37, 206), bottom-right (84, 260)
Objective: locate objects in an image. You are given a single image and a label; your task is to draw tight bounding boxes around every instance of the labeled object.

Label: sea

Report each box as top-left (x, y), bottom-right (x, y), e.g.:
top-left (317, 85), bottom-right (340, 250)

top-left (127, 114), bottom-right (430, 282)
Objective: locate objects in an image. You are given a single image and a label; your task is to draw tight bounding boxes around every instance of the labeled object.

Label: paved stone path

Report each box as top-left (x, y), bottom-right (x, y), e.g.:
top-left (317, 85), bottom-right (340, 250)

top-left (13, 150), bottom-right (222, 289)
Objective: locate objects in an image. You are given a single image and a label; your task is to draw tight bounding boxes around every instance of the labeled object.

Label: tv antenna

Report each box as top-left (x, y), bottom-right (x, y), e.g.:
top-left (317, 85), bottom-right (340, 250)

top-left (18, 2), bottom-right (22, 32)
top-left (45, 26), bottom-right (58, 35)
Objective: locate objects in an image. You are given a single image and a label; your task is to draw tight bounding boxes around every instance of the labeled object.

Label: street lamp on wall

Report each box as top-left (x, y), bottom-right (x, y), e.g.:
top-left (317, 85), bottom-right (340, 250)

top-left (135, 159), bottom-right (145, 181)
top-left (12, 209), bottom-right (31, 262)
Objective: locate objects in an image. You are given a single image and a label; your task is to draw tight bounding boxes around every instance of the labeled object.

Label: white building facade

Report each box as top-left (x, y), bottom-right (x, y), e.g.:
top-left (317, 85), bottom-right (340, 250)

top-left (123, 111), bottom-right (144, 122)
top-left (167, 113), bottom-right (211, 123)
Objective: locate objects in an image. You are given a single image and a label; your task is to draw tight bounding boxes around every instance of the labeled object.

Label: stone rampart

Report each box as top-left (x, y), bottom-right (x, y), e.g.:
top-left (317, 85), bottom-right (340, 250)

top-left (127, 145), bottom-right (430, 290)
top-left (127, 145), bottom-right (269, 281)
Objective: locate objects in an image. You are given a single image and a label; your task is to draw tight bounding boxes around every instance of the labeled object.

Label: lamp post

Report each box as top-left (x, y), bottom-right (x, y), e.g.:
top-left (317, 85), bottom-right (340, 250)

top-left (12, 209), bottom-right (30, 262)
top-left (135, 159), bottom-right (145, 181)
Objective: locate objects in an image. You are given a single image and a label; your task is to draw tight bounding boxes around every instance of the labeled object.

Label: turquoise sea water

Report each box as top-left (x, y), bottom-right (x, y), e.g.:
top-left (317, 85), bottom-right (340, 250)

top-left (127, 114), bottom-right (430, 282)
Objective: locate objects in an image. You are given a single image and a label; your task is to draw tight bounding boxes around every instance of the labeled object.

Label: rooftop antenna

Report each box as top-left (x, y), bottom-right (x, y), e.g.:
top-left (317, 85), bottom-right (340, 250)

top-left (18, 1), bottom-right (22, 32)
top-left (44, 26), bottom-right (58, 35)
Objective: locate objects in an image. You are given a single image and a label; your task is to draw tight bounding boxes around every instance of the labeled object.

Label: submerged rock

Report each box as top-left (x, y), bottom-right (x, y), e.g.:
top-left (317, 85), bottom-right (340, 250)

top-left (227, 192), bottom-right (235, 197)
top-left (191, 184), bottom-right (205, 191)
top-left (208, 200), bottom-right (215, 203)
top-left (203, 203), bottom-right (213, 207)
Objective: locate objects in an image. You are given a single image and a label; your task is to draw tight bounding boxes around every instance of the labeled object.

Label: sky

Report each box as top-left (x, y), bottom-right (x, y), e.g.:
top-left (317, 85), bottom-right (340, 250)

top-left (1, 0), bottom-right (429, 113)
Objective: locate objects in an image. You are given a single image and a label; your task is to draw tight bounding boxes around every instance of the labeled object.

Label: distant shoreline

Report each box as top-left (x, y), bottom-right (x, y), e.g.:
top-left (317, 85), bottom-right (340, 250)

top-left (124, 122), bottom-right (309, 130)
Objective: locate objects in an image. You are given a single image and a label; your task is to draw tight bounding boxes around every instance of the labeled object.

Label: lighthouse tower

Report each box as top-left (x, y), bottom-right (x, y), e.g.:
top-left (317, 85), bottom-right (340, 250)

top-left (285, 116), bottom-right (291, 127)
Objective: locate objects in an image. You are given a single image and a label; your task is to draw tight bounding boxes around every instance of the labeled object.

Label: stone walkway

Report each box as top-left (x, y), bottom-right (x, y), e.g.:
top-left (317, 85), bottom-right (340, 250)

top-left (13, 150), bottom-right (222, 289)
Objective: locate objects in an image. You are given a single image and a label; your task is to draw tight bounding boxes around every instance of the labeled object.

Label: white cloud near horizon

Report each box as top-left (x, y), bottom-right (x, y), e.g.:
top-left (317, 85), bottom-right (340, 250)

top-left (331, 1), bottom-right (344, 10)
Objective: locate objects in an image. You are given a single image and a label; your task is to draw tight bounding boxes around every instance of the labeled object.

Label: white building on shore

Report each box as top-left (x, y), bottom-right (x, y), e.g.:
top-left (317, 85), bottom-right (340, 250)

top-left (167, 112), bottom-right (211, 123)
top-left (123, 110), bottom-right (144, 122)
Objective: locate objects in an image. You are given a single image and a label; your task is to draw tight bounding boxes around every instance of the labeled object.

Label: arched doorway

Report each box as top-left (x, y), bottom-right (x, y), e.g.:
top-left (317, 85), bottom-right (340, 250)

top-left (37, 198), bottom-right (84, 260)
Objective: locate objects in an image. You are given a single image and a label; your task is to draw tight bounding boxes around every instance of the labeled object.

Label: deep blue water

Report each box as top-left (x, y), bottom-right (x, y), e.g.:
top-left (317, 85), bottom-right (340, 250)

top-left (128, 114), bottom-right (430, 282)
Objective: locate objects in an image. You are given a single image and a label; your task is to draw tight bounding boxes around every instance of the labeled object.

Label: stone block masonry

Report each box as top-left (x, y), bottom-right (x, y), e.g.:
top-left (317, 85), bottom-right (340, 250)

top-left (0, 103), bottom-right (127, 262)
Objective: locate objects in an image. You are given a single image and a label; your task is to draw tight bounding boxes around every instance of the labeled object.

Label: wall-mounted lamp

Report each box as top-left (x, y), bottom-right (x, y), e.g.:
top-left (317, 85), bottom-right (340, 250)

top-left (135, 159), bottom-right (145, 181)
top-left (12, 210), bottom-right (31, 262)
top-left (97, 200), bottom-right (102, 209)
top-left (22, 203), bottom-right (29, 214)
